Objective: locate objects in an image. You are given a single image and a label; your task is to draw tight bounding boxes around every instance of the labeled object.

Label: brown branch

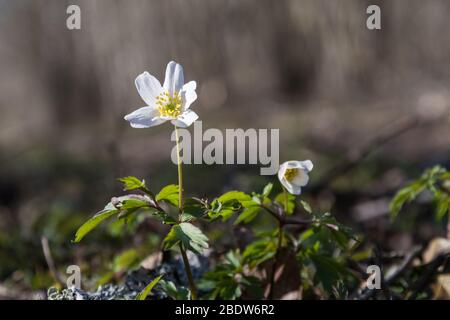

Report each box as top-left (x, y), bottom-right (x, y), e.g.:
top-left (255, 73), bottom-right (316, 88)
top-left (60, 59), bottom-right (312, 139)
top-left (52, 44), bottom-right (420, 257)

top-left (138, 186), bottom-right (164, 212)
top-left (261, 204), bottom-right (312, 226)
top-left (283, 217), bottom-right (313, 225)
top-left (312, 115), bottom-right (420, 192)
top-left (407, 251), bottom-right (450, 300)
top-left (261, 204), bottom-right (283, 222)
top-left (353, 246), bottom-right (422, 300)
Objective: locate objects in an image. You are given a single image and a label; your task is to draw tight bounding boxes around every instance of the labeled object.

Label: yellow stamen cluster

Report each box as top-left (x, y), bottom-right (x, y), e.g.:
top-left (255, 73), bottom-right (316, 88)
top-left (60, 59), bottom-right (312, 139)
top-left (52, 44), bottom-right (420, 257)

top-left (284, 168), bottom-right (298, 182)
top-left (156, 91), bottom-right (182, 118)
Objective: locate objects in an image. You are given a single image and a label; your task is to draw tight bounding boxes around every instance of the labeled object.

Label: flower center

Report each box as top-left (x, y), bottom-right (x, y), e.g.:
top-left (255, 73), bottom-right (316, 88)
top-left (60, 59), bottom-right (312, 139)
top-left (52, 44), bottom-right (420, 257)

top-left (156, 91), bottom-right (182, 118)
top-left (284, 168), bottom-right (298, 182)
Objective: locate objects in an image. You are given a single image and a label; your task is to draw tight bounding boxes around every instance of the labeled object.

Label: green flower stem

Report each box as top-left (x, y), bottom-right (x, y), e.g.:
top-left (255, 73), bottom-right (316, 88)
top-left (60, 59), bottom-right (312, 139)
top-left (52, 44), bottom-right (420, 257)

top-left (179, 243), bottom-right (198, 300)
top-left (283, 186), bottom-right (289, 213)
top-left (174, 125), bottom-right (197, 300)
top-left (174, 126), bottom-right (184, 212)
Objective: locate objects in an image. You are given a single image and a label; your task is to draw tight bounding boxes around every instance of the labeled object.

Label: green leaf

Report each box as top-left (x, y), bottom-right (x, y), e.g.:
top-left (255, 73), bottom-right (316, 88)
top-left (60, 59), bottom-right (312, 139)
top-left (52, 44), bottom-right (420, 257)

top-left (118, 176), bottom-right (146, 191)
top-left (209, 191), bottom-right (258, 221)
top-left (221, 282), bottom-right (241, 300)
top-left (389, 181), bottom-right (426, 219)
top-left (242, 237), bottom-right (277, 268)
top-left (218, 191), bottom-right (257, 208)
top-left (218, 191), bottom-right (248, 203)
top-left (389, 188), bottom-right (411, 219)
top-left (435, 191), bottom-right (450, 221)
top-left (262, 183), bottom-right (273, 198)
top-left (441, 171), bottom-right (450, 180)
top-left (208, 199), bottom-right (241, 220)
top-left (150, 210), bottom-right (177, 225)
top-left (199, 250), bottom-right (262, 300)
top-left (234, 207), bottom-right (260, 225)
top-left (274, 192), bottom-right (295, 214)
top-left (74, 203), bottom-right (119, 243)
top-left (95, 271), bottom-right (115, 287)
top-left (74, 194), bottom-right (152, 242)
top-left (135, 275), bottom-right (164, 300)
top-left (183, 198), bottom-right (207, 220)
top-left (300, 200), bottom-right (312, 214)
top-left (120, 198), bottom-right (150, 210)
top-left (180, 213), bottom-right (194, 222)
top-left (159, 280), bottom-right (190, 300)
top-left (163, 226), bottom-right (181, 250)
top-left (225, 250), bottom-right (241, 268)
top-left (299, 228), bottom-right (315, 243)
top-left (389, 166), bottom-right (450, 220)
top-left (311, 212), bottom-right (356, 248)
top-left (156, 184), bottom-right (179, 206)
top-left (309, 253), bottom-right (350, 294)
top-left (240, 276), bottom-right (264, 299)
top-left (163, 222), bottom-right (209, 254)
top-left (113, 249), bottom-right (140, 272)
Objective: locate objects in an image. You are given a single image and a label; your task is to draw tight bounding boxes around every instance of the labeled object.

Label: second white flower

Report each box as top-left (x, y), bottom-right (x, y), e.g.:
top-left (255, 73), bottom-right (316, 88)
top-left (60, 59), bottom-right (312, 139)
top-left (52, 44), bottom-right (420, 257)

top-left (278, 160), bottom-right (314, 195)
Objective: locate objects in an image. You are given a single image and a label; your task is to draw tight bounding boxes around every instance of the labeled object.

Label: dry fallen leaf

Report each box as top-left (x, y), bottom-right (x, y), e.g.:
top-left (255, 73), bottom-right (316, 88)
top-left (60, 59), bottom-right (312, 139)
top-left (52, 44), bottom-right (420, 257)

top-left (423, 237), bottom-right (450, 299)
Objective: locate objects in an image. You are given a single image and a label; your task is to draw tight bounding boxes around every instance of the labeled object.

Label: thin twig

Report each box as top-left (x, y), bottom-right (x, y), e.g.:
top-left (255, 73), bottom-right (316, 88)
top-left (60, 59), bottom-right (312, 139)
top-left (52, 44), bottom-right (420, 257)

top-left (41, 236), bottom-right (63, 286)
top-left (312, 115), bottom-right (420, 192)
top-left (374, 246), bottom-right (392, 300)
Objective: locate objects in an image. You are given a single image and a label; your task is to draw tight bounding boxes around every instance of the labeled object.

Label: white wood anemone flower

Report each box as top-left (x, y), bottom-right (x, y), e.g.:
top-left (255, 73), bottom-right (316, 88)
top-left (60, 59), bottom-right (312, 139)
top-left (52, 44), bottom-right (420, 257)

top-left (277, 160), bottom-right (314, 195)
top-left (124, 61), bottom-right (198, 128)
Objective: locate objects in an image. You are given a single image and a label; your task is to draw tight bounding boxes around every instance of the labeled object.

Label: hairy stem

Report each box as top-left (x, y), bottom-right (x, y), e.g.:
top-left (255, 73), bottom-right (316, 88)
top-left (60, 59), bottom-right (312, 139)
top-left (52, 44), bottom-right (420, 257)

top-left (179, 243), bottom-right (198, 300)
top-left (174, 125), bottom-right (197, 299)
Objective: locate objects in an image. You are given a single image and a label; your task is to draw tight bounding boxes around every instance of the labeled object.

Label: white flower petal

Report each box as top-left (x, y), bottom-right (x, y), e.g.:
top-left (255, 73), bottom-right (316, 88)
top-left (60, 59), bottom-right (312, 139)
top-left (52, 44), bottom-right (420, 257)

top-left (171, 110), bottom-right (199, 128)
top-left (284, 160), bottom-right (313, 172)
top-left (298, 160), bottom-right (314, 172)
top-left (289, 184), bottom-right (302, 195)
top-left (181, 81), bottom-right (197, 110)
top-left (278, 160), bottom-right (312, 194)
top-left (124, 106), bottom-right (166, 128)
top-left (279, 176), bottom-right (290, 190)
top-left (280, 177), bottom-right (302, 195)
top-left (278, 162), bottom-right (288, 181)
top-left (163, 61), bottom-right (184, 95)
top-left (182, 80), bottom-right (196, 92)
top-left (292, 170), bottom-right (309, 187)
top-left (285, 160), bottom-right (301, 169)
top-left (135, 72), bottom-right (163, 106)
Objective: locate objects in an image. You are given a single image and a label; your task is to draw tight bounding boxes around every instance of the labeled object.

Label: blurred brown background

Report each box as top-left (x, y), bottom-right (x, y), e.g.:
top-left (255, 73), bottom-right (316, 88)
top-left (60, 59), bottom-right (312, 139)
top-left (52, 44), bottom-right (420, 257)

top-left (0, 0), bottom-right (449, 297)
